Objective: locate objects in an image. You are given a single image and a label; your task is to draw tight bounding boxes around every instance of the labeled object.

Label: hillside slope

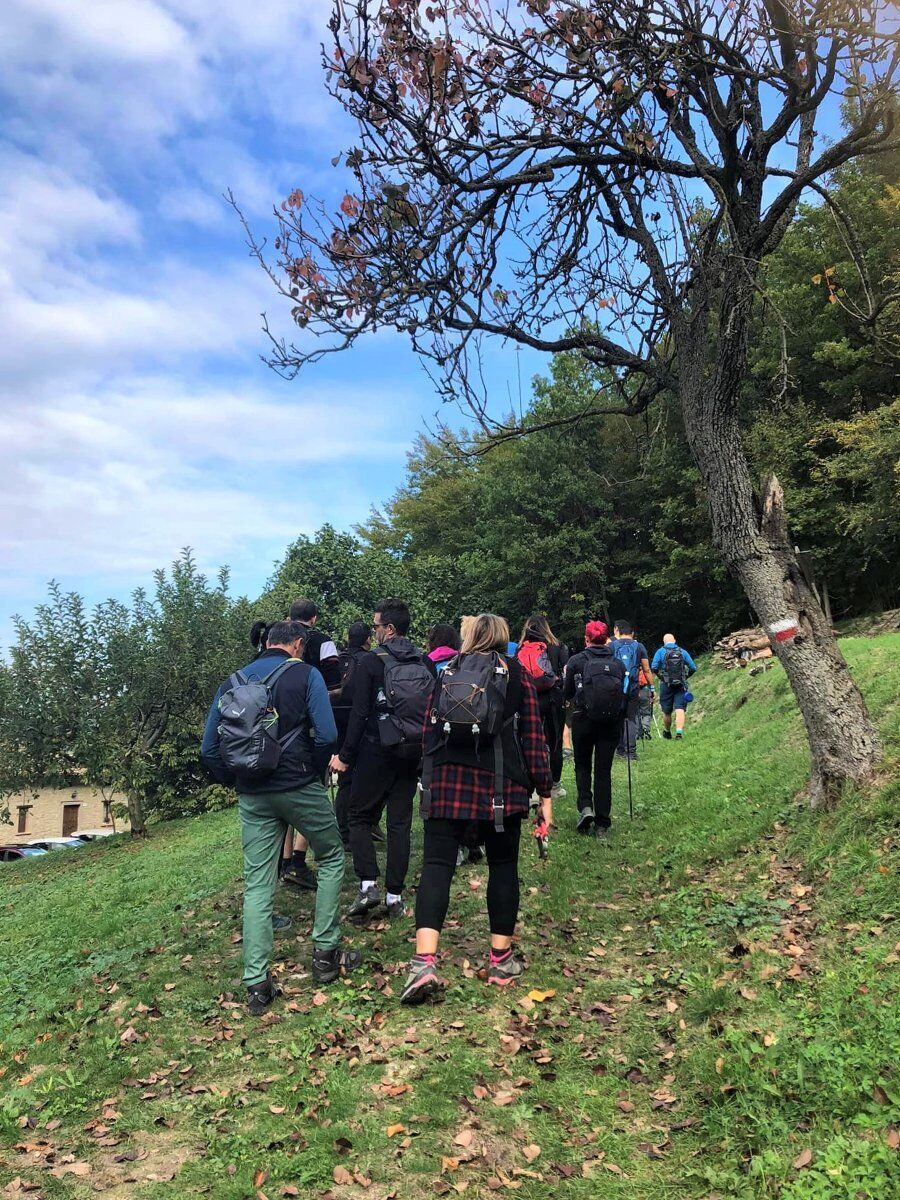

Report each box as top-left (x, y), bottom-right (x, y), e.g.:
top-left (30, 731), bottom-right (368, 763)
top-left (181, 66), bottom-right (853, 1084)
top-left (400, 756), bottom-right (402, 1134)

top-left (1, 634), bottom-right (898, 1199)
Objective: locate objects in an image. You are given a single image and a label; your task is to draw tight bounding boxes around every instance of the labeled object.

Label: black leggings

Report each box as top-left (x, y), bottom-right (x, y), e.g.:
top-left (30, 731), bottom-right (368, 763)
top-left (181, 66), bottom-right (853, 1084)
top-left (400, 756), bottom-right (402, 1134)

top-left (540, 704), bottom-right (564, 784)
top-left (415, 816), bottom-right (522, 936)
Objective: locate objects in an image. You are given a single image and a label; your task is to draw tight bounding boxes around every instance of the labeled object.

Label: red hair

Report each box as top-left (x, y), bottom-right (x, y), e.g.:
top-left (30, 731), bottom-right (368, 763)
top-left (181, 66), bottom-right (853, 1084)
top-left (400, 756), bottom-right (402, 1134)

top-left (585, 620), bottom-right (609, 645)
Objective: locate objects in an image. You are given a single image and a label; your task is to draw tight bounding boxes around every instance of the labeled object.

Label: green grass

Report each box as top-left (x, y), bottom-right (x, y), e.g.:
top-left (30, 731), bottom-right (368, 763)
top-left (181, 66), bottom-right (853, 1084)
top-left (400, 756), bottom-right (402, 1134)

top-left (1, 634), bottom-right (899, 1199)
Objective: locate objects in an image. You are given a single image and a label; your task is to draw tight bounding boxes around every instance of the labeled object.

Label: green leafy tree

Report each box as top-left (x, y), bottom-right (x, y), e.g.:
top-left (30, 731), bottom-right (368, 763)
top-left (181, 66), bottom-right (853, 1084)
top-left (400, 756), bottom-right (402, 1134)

top-left (0, 552), bottom-right (248, 834)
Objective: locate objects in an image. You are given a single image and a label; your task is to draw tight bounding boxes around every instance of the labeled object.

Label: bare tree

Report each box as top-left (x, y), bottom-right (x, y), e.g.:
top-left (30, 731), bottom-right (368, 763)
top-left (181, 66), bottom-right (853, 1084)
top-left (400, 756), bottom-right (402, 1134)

top-left (245, 0), bottom-right (898, 805)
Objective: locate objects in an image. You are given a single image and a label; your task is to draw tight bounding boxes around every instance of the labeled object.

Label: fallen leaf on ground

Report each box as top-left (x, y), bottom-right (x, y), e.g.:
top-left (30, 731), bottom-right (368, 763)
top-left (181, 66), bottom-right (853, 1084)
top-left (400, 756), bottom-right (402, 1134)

top-left (522, 1144), bottom-right (541, 1162)
top-left (793, 1148), bottom-right (813, 1169)
top-left (386, 1124), bottom-right (407, 1138)
top-left (454, 1130), bottom-right (475, 1148)
top-left (527, 989), bottom-right (556, 1002)
top-left (333, 1165), bottom-right (353, 1184)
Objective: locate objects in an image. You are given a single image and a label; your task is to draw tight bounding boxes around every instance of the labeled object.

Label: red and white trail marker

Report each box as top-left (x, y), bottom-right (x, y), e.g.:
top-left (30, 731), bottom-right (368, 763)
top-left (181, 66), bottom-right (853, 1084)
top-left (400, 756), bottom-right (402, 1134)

top-left (768, 618), bottom-right (799, 644)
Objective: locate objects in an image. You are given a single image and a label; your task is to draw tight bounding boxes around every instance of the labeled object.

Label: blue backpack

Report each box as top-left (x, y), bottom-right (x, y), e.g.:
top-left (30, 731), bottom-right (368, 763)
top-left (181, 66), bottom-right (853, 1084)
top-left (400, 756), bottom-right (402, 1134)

top-left (613, 640), bottom-right (642, 694)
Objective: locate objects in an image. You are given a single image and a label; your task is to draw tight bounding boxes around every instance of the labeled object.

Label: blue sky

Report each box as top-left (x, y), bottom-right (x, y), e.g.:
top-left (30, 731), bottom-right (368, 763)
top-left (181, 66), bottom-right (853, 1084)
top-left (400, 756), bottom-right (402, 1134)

top-left (0, 0), bottom-right (540, 640)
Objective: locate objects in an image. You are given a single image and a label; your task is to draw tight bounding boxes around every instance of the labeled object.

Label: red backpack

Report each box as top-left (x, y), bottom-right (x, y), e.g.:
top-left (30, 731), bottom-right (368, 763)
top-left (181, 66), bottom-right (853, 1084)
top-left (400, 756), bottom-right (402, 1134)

top-left (516, 640), bottom-right (557, 693)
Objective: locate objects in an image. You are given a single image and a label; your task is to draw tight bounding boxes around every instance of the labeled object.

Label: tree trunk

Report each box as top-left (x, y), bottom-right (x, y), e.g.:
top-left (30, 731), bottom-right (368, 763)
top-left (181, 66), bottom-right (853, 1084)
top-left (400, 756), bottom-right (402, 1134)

top-left (677, 309), bottom-right (880, 807)
top-left (126, 789), bottom-right (148, 838)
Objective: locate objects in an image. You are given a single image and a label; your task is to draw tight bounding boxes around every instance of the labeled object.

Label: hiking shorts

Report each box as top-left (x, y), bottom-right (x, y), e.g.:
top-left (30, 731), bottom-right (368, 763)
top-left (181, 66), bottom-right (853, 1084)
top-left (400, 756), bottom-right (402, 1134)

top-left (659, 682), bottom-right (687, 714)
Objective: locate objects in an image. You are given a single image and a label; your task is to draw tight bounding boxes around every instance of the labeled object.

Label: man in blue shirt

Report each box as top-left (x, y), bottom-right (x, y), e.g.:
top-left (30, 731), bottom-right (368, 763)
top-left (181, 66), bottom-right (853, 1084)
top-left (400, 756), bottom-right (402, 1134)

top-left (202, 620), bottom-right (363, 1014)
top-left (650, 634), bottom-right (698, 740)
top-left (611, 620), bottom-right (653, 761)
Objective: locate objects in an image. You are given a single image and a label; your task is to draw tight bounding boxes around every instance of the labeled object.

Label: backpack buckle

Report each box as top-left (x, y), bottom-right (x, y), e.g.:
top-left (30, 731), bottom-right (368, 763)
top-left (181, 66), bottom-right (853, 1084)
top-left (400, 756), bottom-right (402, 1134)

top-left (492, 795), bottom-right (505, 833)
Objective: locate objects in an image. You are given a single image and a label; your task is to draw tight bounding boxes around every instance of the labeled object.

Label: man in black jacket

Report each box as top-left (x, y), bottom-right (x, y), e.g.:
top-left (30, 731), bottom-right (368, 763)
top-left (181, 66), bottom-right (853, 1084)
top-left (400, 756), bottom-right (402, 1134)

top-left (330, 619), bottom-right (372, 848)
top-left (330, 599), bottom-right (435, 921)
top-left (201, 620), bottom-right (363, 1013)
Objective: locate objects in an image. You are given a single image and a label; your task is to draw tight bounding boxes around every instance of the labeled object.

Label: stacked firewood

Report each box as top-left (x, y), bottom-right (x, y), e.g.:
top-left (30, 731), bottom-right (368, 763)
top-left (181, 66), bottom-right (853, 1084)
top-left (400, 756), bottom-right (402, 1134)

top-left (714, 627), bottom-right (774, 670)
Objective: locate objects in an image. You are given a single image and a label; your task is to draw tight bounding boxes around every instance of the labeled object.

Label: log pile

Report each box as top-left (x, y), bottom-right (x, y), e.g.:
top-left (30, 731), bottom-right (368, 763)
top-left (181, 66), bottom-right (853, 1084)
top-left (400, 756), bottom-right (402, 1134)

top-left (714, 627), bottom-right (774, 670)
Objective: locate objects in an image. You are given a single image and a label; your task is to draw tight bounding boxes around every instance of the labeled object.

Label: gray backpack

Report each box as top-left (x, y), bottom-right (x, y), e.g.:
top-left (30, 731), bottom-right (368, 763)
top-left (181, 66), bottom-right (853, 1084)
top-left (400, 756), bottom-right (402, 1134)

top-left (217, 660), bottom-right (305, 780)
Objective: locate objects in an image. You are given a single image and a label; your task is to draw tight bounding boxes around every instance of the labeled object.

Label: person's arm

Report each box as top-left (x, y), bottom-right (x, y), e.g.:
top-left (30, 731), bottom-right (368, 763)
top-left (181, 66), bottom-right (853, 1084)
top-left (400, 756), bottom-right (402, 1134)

top-left (519, 674), bottom-right (553, 799)
top-left (337, 655), bottom-right (377, 765)
top-left (641, 651), bottom-right (654, 686)
top-left (200, 684), bottom-right (234, 784)
top-left (651, 647), bottom-right (664, 674)
top-left (306, 668), bottom-right (338, 747)
top-left (684, 650), bottom-right (698, 675)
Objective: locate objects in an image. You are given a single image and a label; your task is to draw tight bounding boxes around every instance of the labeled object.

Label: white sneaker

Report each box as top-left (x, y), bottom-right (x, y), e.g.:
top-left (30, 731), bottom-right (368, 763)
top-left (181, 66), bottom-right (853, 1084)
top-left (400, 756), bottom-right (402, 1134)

top-left (551, 783), bottom-right (566, 799)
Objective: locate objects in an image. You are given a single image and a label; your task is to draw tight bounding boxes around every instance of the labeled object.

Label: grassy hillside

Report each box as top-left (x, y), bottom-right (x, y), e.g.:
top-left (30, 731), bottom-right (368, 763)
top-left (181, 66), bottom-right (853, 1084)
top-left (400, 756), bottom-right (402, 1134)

top-left (1, 635), bottom-right (898, 1199)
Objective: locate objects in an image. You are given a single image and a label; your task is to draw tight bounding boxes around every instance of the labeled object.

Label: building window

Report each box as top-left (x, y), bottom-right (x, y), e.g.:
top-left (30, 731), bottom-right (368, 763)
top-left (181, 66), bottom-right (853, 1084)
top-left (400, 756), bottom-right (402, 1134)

top-left (17, 806), bottom-right (31, 834)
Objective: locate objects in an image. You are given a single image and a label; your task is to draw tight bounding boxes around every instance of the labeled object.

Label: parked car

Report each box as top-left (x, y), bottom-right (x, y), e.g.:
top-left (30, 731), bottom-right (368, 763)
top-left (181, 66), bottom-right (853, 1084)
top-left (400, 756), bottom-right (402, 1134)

top-left (26, 837), bottom-right (85, 852)
top-left (75, 830), bottom-right (117, 842)
top-left (1, 845), bottom-right (49, 861)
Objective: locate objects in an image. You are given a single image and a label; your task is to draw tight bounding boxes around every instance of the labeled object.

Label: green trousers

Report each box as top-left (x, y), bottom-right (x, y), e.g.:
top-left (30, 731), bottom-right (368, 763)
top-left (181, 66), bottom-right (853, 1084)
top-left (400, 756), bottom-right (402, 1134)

top-left (238, 780), bottom-right (345, 986)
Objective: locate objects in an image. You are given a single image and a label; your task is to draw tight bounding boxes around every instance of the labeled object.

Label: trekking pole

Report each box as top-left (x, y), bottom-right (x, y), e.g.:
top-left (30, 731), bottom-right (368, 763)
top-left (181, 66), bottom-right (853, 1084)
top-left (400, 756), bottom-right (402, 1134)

top-left (626, 715), bottom-right (634, 821)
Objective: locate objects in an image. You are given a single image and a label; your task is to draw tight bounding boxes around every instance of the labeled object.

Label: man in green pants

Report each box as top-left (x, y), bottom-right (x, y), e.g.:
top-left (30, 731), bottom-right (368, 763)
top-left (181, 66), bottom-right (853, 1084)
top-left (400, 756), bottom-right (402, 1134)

top-left (202, 620), bottom-right (363, 1014)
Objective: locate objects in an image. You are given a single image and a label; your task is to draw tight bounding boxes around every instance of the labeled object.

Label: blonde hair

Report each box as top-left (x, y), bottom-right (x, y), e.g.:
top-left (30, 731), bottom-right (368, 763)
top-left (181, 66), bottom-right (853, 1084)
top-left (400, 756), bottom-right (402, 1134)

top-left (459, 615), bottom-right (476, 642)
top-left (461, 613), bottom-right (510, 655)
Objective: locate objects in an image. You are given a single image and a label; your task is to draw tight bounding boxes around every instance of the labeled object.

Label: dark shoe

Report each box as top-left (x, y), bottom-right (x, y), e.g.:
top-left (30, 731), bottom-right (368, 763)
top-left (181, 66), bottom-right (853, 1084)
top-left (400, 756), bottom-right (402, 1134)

top-left (384, 898), bottom-right (405, 919)
top-left (662, 729), bottom-right (672, 740)
top-left (594, 825), bottom-right (611, 842)
top-left (312, 945), bottom-right (364, 985)
top-left (675, 730), bottom-right (683, 740)
top-left (577, 808), bottom-right (594, 833)
top-left (371, 825), bottom-right (386, 844)
top-left (347, 886), bottom-right (382, 921)
top-left (247, 973), bottom-right (280, 1016)
top-left (271, 912), bottom-right (292, 933)
top-left (466, 845), bottom-right (484, 865)
top-left (282, 863), bottom-right (318, 891)
top-left (400, 956), bottom-right (441, 1005)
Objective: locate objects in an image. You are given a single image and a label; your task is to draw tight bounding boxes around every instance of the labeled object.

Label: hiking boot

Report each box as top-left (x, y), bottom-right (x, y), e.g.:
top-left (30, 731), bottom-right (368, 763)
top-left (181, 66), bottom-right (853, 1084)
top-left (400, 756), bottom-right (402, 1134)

top-left (282, 862), bottom-right (318, 891)
top-left (551, 782), bottom-right (567, 799)
top-left (487, 951), bottom-right (525, 987)
top-left (675, 729), bottom-right (683, 740)
top-left (271, 912), bottom-right (292, 933)
top-left (576, 808), bottom-right (594, 833)
top-left (467, 845), bottom-right (484, 865)
top-left (247, 973), bottom-right (280, 1016)
top-left (348, 885), bottom-right (382, 921)
top-left (312, 945), bottom-right (364, 985)
top-left (594, 825), bottom-right (611, 842)
top-left (400, 956), bottom-right (441, 1005)
top-left (384, 898), bottom-right (405, 920)
top-left (662, 729), bottom-right (672, 740)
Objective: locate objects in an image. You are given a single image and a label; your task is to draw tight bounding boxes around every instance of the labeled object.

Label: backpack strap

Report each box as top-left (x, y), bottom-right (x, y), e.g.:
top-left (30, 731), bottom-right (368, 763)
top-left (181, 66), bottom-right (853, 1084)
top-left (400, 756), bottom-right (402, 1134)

top-left (260, 659), bottom-right (308, 748)
top-left (419, 669), bottom-right (444, 821)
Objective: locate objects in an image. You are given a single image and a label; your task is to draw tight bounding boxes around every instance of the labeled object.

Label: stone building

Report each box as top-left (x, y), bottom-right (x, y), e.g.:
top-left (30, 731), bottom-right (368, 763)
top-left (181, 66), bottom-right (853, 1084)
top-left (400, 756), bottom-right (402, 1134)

top-left (1, 787), bottom-right (127, 843)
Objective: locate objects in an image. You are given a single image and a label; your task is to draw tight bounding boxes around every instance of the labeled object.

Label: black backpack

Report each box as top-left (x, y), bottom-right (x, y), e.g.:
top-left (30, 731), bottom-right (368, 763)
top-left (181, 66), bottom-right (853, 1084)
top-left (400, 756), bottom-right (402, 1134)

top-left (374, 648), bottom-right (434, 762)
top-left (660, 647), bottom-right (687, 687)
top-left (333, 648), bottom-right (361, 707)
top-left (217, 660), bottom-right (307, 780)
top-left (421, 652), bottom-right (512, 830)
top-left (576, 655), bottom-right (626, 721)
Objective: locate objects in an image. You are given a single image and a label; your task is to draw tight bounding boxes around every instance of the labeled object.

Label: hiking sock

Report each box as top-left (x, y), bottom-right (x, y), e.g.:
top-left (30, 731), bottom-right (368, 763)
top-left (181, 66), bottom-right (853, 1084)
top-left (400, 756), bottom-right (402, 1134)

top-left (414, 953), bottom-right (437, 967)
top-left (490, 947), bottom-right (513, 966)
top-left (386, 892), bottom-right (402, 906)
top-left (362, 879), bottom-right (377, 892)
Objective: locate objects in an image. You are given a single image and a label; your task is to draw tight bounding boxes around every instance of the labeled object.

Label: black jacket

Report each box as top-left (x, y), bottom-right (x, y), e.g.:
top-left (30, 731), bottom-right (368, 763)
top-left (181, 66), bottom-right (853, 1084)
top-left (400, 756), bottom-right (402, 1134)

top-left (338, 637), bottom-right (435, 764)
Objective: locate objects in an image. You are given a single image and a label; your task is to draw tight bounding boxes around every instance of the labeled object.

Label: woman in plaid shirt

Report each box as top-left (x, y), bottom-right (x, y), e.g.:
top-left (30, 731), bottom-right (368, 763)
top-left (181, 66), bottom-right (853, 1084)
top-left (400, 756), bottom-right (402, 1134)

top-left (400, 614), bottom-right (552, 1004)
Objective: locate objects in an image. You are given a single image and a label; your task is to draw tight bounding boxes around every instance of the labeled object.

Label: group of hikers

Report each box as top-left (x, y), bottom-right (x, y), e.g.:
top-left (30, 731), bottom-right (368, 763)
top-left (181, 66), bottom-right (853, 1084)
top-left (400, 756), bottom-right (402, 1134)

top-left (200, 599), bottom-right (697, 1013)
